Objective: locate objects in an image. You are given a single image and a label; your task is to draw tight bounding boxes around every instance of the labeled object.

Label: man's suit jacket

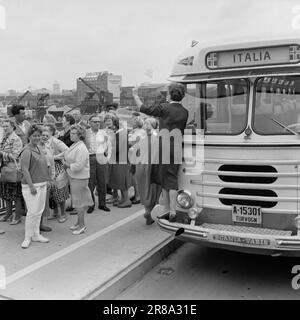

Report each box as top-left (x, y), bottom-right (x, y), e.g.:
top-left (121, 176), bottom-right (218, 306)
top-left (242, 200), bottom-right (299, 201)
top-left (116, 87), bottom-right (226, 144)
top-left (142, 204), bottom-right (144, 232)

top-left (14, 120), bottom-right (31, 146)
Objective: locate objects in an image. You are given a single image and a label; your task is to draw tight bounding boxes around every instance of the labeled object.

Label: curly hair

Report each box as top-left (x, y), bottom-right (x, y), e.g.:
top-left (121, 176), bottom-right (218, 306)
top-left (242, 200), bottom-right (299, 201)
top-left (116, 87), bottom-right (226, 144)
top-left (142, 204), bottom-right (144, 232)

top-left (43, 114), bottom-right (57, 124)
top-left (104, 113), bottom-right (119, 130)
top-left (45, 123), bottom-right (57, 136)
top-left (3, 119), bottom-right (17, 130)
top-left (132, 116), bottom-right (144, 129)
top-left (27, 124), bottom-right (43, 138)
top-left (168, 83), bottom-right (186, 102)
top-left (70, 124), bottom-right (86, 141)
top-left (145, 117), bottom-right (158, 130)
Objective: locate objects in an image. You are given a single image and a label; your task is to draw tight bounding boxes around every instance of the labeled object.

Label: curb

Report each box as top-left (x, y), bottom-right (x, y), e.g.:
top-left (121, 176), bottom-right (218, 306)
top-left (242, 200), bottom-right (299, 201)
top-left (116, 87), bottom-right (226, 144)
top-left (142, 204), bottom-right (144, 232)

top-left (84, 236), bottom-right (183, 300)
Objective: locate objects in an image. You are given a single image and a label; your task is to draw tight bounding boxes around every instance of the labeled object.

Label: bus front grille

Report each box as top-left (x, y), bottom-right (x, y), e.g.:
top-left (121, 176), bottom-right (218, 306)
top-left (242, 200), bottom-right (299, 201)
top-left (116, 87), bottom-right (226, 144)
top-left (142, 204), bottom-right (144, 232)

top-left (219, 188), bottom-right (278, 208)
top-left (218, 164), bottom-right (278, 184)
top-left (217, 165), bottom-right (278, 208)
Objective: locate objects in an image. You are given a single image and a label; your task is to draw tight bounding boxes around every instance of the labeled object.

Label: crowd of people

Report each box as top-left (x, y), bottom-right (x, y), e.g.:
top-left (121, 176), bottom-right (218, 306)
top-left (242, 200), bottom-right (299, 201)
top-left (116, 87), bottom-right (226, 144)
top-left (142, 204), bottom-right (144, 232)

top-left (0, 83), bottom-right (188, 249)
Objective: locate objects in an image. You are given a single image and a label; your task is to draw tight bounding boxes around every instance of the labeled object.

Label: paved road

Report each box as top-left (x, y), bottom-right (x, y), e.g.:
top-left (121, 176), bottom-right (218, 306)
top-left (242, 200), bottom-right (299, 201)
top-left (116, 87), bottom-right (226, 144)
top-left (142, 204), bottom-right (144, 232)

top-left (117, 243), bottom-right (300, 300)
top-left (0, 200), bottom-right (173, 300)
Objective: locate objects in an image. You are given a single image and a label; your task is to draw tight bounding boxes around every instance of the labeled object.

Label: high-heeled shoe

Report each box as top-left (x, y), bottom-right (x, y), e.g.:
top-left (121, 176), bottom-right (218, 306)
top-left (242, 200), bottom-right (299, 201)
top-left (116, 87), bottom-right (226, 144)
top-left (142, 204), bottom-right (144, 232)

top-left (58, 216), bottom-right (67, 223)
top-left (10, 218), bottom-right (21, 225)
top-left (21, 239), bottom-right (31, 249)
top-left (72, 226), bottom-right (87, 235)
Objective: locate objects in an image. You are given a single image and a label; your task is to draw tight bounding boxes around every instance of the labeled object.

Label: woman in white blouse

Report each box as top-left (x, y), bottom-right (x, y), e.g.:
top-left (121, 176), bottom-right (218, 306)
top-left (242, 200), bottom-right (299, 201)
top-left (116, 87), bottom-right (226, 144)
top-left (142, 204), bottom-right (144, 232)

top-left (45, 124), bottom-right (69, 223)
top-left (63, 125), bottom-right (93, 235)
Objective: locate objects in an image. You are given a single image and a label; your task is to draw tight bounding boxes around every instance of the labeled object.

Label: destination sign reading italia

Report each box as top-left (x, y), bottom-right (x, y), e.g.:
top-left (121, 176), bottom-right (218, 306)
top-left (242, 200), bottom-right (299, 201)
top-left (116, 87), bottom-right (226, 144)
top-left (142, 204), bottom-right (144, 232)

top-left (206, 45), bottom-right (300, 69)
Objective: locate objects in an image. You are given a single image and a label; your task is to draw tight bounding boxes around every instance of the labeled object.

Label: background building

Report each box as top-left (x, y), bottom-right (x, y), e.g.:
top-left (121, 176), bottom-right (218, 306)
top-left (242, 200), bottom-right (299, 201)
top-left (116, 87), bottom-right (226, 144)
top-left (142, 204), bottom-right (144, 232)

top-left (76, 71), bottom-right (122, 104)
top-left (7, 90), bottom-right (17, 96)
top-left (120, 86), bottom-right (135, 107)
top-left (53, 82), bottom-right (61, 95)
top-left (107, 74), bottom-right (122, 103)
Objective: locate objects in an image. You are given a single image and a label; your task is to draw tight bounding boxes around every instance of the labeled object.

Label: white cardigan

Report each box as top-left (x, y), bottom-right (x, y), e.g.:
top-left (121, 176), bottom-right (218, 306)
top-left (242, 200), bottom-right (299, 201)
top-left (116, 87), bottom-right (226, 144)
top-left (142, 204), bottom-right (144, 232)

top-left (64, 141), bottom-right (90, 179)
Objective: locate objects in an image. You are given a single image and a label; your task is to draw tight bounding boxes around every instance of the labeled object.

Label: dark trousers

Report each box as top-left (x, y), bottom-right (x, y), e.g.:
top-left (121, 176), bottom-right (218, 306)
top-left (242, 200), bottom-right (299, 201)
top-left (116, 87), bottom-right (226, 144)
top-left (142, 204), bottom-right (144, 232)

top-left (88, 155), bottom-right (108, 207)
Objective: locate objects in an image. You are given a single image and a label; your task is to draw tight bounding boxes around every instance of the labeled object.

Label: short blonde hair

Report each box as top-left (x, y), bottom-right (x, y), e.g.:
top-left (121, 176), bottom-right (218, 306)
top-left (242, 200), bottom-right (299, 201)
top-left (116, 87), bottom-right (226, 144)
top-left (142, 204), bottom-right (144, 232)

top-left (43, 114), bottom-right (56, 124)
top-left (145, 117), bottom-right (158, 130)
top-left (3, 118), bottom-right (17, 130)
top-left (132, 116), bottom-right (144, 129)
top-left (104, 113), bottom-right (119, 130)
top-left (70, 124), bottom-right (86, 141)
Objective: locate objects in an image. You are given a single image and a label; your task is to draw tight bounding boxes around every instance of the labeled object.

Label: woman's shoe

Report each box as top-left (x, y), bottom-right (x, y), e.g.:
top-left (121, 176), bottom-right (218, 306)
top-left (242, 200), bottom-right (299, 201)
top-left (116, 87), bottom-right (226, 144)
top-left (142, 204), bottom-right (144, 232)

top-left (117, 201), bottom-right (132, 208)
top-left (21, 239), bottom-right (31, 249)
top-left (72, 226), bottom-right (87, 235)
top-left (0, 215), bottom-right (11, 222)
top-left (132, 199), bottom-right (141, 205)
top-left (146, 217), bottom-right (155, 225)
top-left (69, 224), bottom-right (79, 230)
top-left (31, 235), bottom-right (49, 243)
top-left (144, 212), bottom-right (155, 225)
top-left (10, 218), bottom-right (21, 225)
top-left (58, 217), bottom-right (67, 223)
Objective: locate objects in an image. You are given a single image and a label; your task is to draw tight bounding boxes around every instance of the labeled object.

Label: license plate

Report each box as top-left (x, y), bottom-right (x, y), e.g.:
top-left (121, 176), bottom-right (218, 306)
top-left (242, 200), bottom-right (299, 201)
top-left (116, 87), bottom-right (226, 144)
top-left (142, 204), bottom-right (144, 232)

top-left (232, 205), bottom-right (262, 225)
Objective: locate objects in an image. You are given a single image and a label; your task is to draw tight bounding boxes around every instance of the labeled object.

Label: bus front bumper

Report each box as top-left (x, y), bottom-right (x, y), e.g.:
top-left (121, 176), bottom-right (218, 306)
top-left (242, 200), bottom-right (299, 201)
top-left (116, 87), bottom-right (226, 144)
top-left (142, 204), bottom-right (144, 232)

top-left (156, 210), bottom-right (300, 254)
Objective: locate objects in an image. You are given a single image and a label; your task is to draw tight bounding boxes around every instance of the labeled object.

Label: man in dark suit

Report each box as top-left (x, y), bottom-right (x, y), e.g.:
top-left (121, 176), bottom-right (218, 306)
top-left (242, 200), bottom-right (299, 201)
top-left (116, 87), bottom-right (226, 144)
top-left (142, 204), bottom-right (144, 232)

top-left (133, 83), bottom-right (188, 223)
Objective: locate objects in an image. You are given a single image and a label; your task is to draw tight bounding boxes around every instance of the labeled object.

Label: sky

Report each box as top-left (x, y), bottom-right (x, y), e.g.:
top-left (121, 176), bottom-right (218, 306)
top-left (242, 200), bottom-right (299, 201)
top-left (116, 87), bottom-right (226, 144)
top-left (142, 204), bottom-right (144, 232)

top-left (0, 0), bottom-right (300, 93)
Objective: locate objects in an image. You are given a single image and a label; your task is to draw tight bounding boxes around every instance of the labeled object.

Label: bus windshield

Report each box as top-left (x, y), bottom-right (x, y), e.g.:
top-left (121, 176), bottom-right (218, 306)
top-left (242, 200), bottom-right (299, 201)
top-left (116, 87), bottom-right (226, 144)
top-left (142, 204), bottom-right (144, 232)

top-left (253, 76), bottom-right (300, 135)
top-left (183, 79), bottom-right (248, 135)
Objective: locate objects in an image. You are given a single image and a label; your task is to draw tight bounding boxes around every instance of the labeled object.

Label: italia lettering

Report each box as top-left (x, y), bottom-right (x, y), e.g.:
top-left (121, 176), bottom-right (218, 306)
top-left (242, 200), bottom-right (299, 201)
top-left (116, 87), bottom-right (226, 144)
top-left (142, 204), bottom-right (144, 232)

top-left (232, 51), bottom-right (271, 64)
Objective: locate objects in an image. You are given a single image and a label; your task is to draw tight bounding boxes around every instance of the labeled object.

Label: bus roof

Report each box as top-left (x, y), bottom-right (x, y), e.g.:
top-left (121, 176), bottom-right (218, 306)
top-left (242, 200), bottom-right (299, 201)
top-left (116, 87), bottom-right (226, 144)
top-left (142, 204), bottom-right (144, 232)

top-left (170, 37), bottom-right (300, 82)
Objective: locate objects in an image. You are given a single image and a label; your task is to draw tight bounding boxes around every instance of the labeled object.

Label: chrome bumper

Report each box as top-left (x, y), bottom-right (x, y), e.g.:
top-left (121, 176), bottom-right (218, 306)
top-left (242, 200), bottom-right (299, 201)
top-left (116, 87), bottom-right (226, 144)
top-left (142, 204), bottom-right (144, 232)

top-left (157, 212), bottom-right (300, 252)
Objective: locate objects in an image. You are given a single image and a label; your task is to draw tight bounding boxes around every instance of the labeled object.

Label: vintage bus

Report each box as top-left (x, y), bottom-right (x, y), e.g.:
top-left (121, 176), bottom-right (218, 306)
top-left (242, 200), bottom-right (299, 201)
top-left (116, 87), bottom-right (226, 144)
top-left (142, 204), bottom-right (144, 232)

top-left (156, 37), bottom-right (300, 256)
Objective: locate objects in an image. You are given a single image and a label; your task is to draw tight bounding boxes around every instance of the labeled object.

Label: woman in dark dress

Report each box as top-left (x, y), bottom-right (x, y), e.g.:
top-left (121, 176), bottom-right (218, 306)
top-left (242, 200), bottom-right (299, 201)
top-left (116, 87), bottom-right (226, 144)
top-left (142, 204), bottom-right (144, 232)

top-left (105, 113), bottom-right (132, 208)
top-left (132, 83), bottom-right (188, 221)
top-left (129, 117), bottom-right (162, 225)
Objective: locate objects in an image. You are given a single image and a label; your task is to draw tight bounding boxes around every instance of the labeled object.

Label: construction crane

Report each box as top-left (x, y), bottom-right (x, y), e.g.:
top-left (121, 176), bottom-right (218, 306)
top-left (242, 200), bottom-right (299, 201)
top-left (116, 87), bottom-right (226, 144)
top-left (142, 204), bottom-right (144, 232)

top-left (36, 93), bottom-right (50, 107)
top-left (6, 90), bottom-right (31, 116)
top-left (8, 90), bottom-right (30, 105)
top-left (78, 77), bottom-right (112, 112)
top-left (35, 93), bottom-right (50, 122)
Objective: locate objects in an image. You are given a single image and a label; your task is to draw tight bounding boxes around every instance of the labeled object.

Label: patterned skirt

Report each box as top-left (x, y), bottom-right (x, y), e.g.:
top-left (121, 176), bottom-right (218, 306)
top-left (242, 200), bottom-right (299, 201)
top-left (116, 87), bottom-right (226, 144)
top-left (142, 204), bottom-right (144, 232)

top-left (50, 160), bottom-right (70, 204)
top-left (0, 181), bottom-right (23, 201)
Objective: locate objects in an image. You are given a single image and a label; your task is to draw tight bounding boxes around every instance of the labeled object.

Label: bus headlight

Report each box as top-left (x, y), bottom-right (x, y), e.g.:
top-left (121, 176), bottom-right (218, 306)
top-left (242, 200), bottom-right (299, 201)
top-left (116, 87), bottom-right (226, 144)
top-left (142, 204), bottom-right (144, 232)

top-left (188, 207), bottom-right (201, 220)
top-left (176, 190), bottom-right (194, 209)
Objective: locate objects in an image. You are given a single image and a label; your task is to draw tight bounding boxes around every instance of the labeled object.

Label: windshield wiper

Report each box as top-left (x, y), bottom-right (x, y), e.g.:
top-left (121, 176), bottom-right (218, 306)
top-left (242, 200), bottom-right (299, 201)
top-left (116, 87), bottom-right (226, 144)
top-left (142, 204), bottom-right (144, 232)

top-left (260, 114), bottom-right (298, 135)
top-left (269, 117), bottom-right (298, 135)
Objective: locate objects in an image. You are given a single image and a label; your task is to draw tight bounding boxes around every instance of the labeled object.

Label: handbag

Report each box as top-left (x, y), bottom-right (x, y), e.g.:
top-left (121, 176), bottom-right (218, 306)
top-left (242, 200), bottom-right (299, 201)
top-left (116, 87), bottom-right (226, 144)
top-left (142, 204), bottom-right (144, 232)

top-left (55, 168), bottom-right (69, 189)
top-left (0, 158), bottom-right (22, 183)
